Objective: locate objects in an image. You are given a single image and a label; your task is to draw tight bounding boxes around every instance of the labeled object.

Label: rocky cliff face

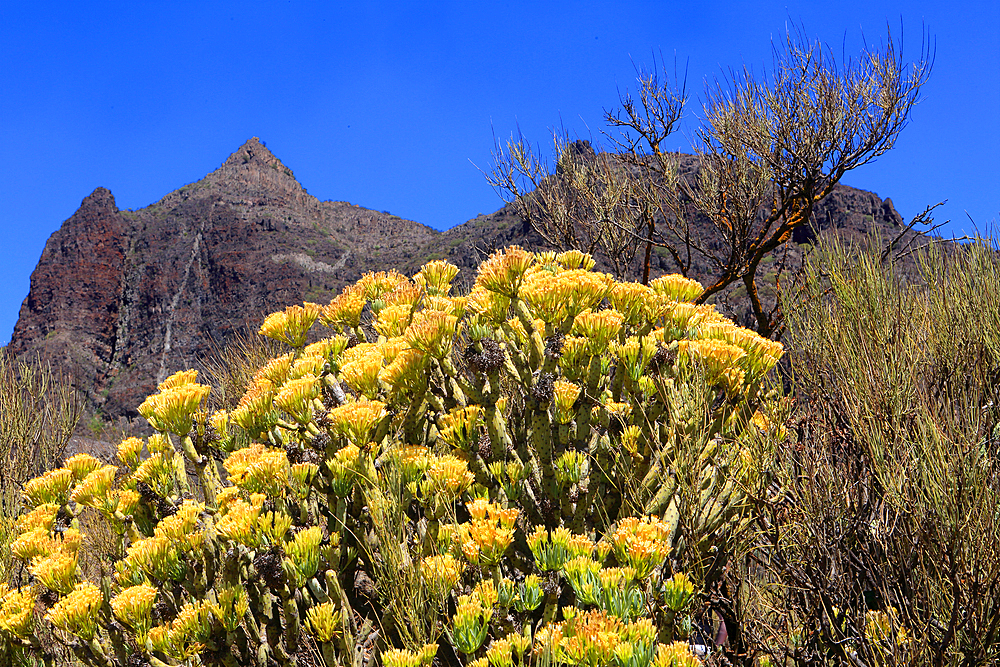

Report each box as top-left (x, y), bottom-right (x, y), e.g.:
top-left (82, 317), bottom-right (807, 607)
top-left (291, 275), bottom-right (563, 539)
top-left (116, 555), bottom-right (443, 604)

top-left (10, 138), bottom-right (440, 420)
top-left (10, 140), bottom-right (908, 424)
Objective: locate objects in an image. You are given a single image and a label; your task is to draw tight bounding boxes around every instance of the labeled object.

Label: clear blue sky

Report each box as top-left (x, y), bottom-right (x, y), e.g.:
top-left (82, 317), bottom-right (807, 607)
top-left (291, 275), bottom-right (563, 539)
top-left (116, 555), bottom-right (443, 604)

top-left (2, 1), bottom-right (997, 346)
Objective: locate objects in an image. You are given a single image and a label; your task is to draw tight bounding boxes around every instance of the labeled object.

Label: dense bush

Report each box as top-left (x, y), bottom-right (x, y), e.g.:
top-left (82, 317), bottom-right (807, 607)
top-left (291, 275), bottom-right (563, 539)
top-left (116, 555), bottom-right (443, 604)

top-left (739, 236), bottom-right (1000, 666)
top-left (0, 248), bottom-right (784, 667)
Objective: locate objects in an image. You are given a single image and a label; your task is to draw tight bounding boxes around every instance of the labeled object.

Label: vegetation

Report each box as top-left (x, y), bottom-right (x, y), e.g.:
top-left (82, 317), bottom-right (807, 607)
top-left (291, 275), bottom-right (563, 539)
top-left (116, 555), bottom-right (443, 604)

top-left (0, 251), bottom-right (784, 667)
top-left (487, 27), bottom-right (932, 336)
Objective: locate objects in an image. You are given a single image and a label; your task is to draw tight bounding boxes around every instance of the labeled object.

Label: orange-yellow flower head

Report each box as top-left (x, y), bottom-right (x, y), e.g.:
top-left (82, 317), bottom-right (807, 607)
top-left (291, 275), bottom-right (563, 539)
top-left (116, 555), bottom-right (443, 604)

top-left (414, 259), bottom-right (460, 297)
top-left (138, 379), bottom-right (211, 436)
top-left (327, 399), bottom-right (388, 446)
top-left (475, 246), bottom-right (536, 298)
top-left (649, 273), bottom-right (704, 303)
top-left (259, 302), bottom-right (323, 347)
top-left (405, 309), bottom-right (458, 359)
top-left (323, 284), bottom-right (368, 329)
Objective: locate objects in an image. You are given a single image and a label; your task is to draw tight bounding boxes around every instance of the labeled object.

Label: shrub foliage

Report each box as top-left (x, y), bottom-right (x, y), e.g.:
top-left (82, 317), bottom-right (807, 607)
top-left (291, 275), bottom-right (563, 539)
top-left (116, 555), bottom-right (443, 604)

top-left (0, 249), bottom-right (784, 667)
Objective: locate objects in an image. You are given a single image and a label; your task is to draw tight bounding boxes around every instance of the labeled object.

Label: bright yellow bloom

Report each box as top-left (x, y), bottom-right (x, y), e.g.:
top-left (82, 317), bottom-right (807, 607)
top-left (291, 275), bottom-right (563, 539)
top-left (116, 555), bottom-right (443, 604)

top-left (306, 601), bottom-right (341, 642)
top-left (649, 273), bottom-right (704, 303)
top-left (381, 280), bottom-right (423, 308)
top-left (653, 641), bottom-right (702, 667)
top-left (111, 583), bottom-right (158, 639)
top-left (259, 302), bottom-right (323, 347)
top-left (0, 587), bottom-right (35, 638)
top-left (327, 399), bottom-right (387, 446)
top-left (64, 453), bottom-right (102, 481)
top-left (31, 550), bottom-right (79, 594)
top-left (556, 249), bottom-right (596, 270)
top-left (15, 503), bottom-right (60, 533)
top-left (423, 455), bottom-right (475, 503)
top-left (138, 381), bottom-right (211, 435)
top-left (69, 465), bottom-right (118, 513)
top-left (438, 405), bottom-right (483, 450)
top-left (117, 436), bottom-right (145, 468)
top-left (274, 374), bottom-right (320, 424)
top-left (405, 309), bottom-right (458, 359)
top-left (45, 582), bottom-right (103, 640)
top-left (572, 309), bottom-right (625, 352)
top-left (552, 380), bottom-right (581, 424)
top-left (611, 516), bottom-right (673, 579)
top-left (338, 343), bottom-right (384, 398)
top-left (23, 467), bottom-right (74, 508)
top-left (213, 585), bottom-right (249, 632)
top-left (475, 246), bottom-right (536, 298)
top-left (414, 259), bottom-right (460, 296)
top-left (419, 553), bottom-right (464, 592)
top-left (358, 270), bottom-right (409, 301)
top-left (373, 303), bottom-right (414, 338)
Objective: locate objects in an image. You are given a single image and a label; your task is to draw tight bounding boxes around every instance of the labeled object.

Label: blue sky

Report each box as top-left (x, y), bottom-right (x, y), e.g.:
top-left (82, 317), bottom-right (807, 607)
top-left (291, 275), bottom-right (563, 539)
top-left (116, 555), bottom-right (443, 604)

top-left (1, 1), bottom-right (997, 346)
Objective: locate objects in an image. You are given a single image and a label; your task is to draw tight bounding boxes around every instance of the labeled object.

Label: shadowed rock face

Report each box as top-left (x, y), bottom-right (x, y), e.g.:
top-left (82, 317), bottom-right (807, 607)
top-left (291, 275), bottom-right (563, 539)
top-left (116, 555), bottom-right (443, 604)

top-left (10, 139), bottom-right (906, 423)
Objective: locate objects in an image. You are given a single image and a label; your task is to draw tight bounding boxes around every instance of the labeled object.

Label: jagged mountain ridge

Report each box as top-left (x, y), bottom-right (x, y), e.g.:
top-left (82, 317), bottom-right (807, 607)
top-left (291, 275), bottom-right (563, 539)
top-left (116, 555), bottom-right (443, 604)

top-left (9, 138), bottom-right (906, 423)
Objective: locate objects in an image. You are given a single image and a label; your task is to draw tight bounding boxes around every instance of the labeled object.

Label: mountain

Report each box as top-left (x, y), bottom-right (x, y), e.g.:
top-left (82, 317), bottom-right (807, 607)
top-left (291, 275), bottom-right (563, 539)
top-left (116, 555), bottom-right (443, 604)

top-left (8, 139), bottom-right (907, 425)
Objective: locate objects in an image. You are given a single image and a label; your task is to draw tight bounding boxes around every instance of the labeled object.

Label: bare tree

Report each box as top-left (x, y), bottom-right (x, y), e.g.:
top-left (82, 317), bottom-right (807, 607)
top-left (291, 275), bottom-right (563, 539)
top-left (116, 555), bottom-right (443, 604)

top-left (487, 27), bottom-right (932, 337)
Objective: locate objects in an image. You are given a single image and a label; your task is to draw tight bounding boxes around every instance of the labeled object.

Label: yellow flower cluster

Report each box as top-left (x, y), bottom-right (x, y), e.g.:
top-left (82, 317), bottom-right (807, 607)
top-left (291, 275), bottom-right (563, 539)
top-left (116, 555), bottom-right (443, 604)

top-left (611, 516), bottom-right (673, 579)
top-left (419, 553), bottom-right (464, 593)
top-left (613, 335), bottom-right (659, 383)
top-left (382, 644), bottom-right (439, 667)
top-left (284, 526), bottom-right (323, 587)
top-left (64, 452), bottom-right (102, 481)
top-left (323, 284), bottom-right (367, 329)
top-left (213, 585), bottom-right (249, 632)
top-left (572, 308), bottom-right (625, 353)
top-left (374, 303), bottom-right (414, 338)
top-left (653, 641), bottom-right (702, 667)
top-left (610, 282), bottom-right (669, 326)
top-left (552, 380), bottom-right (581, 424)
top-left (339, 343), bottom-right (384, 398)
top-left (306, 601), bottom-right (341, 643)
top-left (327, 398), bottom-right (387, 446)
top-left (137, 370), bottom-right (211, 436)
top-left (119, 535), bottom-right (183, 584)
top-left (15, 503), bottom-right (60, 533)
top-left (148, 598), bottom-right (213, 661)
top-left (0, 585), bottom-right (35, 639)
top-left (449, 499), bottom-right (518, 566)
top-left (534, 610), bottom-right (660, 667)
top-left (678, 339), bottom-right (748, 391)
top-left (358, 270), bottom-right (409, 301)
top-left (274, 373), bottom-right (320, 424)
top-left (45, 581), bottom-right (103, 640)
top-left (414, 259), bottom-right (460, 296)
top-left (110, 583), bottom-right (158, 640)
top-left (405, 309), bottom-right (459, 359)
top-left (69, 464), bottom-right (118, 514)
top-left (520, 269), bottom-right (616, 324)
top-left (437, 405), bottom-right (483, 450)
top-left (476, 246), bottom-right (536, 298)
top-left (422, 455), bottom-right (475, 504)
top-left (117, 436), bottom-right (145, 469)
top-left (649, 274), bottom-right (704, 303)
top-left (259, 302), bottom-right (323, 347)
top-left (526, 526), bottom-right (598, 571)
top-left (30, 550), bottom-right (79, 594)
top-left (224, 444), bottom-right (290, 497)
top-left (452, 587), bottom-right (493, 654)
top-left (23, 467), bottom-right (74, 508)
top-left (132, 452), bottom-right (175, 498)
